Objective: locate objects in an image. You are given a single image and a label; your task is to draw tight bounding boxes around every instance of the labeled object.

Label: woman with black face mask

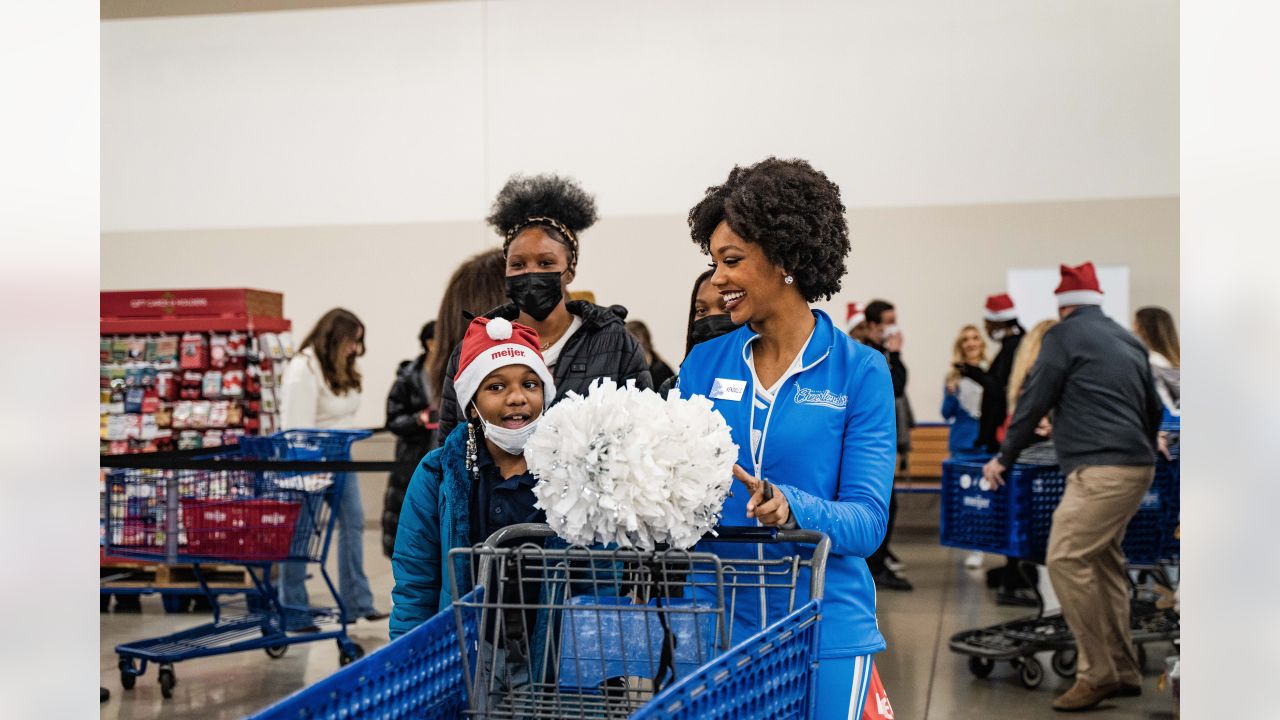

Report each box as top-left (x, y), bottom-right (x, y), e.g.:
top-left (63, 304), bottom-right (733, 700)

top-left (436, 173), bottom-right (653, 439)
top-left (658, 268), bottom-right (741, 398)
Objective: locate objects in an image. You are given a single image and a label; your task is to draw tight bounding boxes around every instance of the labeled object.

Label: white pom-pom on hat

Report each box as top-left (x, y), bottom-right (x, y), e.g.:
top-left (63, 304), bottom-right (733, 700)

top-left (486, 316), bottom-right (513, 340)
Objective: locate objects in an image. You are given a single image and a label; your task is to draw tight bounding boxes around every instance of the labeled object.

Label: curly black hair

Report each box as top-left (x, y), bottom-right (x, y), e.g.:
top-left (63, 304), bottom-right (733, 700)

top-left (487, 173), bottom-right (598, 267)
top-left (688, 157), bottom-right (850, 302)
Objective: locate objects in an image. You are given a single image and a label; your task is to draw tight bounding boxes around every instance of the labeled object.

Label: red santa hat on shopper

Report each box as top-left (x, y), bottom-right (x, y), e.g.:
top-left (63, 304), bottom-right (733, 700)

top-left (984, 293), bottom-right (1017, 322)
top-left (1054, 261), bottom-right (1105, 307)
top-left (845, 302), bottom-right (867, 333)
top-left (453, 317), bottom-right (556, 410)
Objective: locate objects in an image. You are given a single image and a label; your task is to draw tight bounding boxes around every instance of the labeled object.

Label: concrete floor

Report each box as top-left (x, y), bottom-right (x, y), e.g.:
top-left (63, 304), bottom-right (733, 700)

top-left (99, 524), bottom-right (1178, 719)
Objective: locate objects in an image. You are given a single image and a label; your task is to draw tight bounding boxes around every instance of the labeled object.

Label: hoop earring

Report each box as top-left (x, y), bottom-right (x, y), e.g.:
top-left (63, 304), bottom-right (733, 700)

top-left (784, 275), bottom-right (794, 285)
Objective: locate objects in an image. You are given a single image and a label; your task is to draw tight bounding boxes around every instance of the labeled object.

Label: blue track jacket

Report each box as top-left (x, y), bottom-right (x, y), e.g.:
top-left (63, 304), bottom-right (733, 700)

top-left (679, 309), bottom-right (895, 657)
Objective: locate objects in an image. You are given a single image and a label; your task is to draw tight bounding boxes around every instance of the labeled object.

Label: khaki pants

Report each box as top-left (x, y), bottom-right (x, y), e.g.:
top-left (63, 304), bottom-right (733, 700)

top-left (1047, 464), bottom-right (1155, 687)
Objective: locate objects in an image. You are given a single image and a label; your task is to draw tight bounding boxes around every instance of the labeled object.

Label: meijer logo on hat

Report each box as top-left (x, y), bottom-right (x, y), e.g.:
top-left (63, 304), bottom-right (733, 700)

top-left (491, 347), bottom-right (527, 360)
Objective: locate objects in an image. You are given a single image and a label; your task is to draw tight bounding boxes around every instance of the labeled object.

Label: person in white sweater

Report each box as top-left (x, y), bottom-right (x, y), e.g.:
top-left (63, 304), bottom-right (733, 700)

top-left (279, 308), bottom-right (386, 629)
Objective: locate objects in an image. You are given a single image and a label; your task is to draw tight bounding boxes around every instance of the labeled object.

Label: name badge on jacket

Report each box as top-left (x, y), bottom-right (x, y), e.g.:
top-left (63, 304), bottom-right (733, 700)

top-left (710, 378), bottom-right (747, 402)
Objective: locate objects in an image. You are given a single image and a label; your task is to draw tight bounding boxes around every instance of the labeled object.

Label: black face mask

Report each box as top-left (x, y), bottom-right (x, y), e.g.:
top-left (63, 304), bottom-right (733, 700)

top-left (505, 271), bottom-right (564, 322)
top-left (688, 314), bottom-right (740, 348)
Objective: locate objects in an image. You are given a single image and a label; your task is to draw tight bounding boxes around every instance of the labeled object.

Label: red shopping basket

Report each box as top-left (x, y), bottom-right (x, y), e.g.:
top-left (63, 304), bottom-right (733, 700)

top-left (181, 499), bottom-right (302, 561)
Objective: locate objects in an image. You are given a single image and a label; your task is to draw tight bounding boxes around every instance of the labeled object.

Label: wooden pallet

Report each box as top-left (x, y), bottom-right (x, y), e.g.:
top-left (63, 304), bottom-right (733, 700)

top-left (100, 561), bottom-right (254, 589)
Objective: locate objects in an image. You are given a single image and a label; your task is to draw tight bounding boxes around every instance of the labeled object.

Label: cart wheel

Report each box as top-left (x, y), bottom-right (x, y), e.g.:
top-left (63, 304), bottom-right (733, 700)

top-left (1051, 648), bottom-right (1077, 678)
top-left (1134, 643), bottom-right (1147, 670)
top-left (338, 641), bottom-right (365, 666)
top-left (118, 660), bottom-right (137, 691)
top-left (265, 645), bottom-right (288, 659)
top-left (158, 666), bottom-right (176, 699)
top-left (1019, 657), bottom-right (1044, 689)
top-left (967, 656), bottom-right (995, 679)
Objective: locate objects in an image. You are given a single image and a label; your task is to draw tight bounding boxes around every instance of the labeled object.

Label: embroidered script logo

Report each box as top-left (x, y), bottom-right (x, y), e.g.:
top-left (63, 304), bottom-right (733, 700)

top-left (963, 496), bottom-right (992, 510)
top-left (792, 385), bottom-right (847, 409)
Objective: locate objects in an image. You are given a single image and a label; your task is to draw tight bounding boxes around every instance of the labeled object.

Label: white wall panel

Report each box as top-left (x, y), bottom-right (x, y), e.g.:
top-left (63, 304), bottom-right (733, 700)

top-left (102, 3), bottom-right (487, 231)
top-left (103, 0), bottom-right (1177, 231)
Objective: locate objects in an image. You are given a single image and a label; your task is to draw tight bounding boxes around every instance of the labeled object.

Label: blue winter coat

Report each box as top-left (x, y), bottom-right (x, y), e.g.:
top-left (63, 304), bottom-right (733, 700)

top-left (389, 423), bottom-right (476, 640)
top-left (678, 309), bottom-right (896, 658)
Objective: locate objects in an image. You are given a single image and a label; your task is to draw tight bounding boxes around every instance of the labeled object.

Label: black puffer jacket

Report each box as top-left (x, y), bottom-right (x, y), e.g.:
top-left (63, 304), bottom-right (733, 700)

top-left (382, 354), bottom-right (433, 558)
top-left (437, 301), bottom-right (653, 439)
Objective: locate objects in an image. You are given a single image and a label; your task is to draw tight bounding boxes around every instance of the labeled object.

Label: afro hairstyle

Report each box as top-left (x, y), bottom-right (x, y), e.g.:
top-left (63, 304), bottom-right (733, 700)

top-left (688, 157), bottom-right (850, 302)
top-left (487, 173), bottom-right (598, 267)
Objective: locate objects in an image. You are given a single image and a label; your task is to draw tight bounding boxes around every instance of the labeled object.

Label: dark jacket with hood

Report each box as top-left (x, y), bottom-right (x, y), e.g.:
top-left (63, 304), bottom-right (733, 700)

top-left (976, 326), bottom-right (1024, 453)
top-left (437, 300), bottom-right (653, 439)
top-left (382, 354), bottom-right (434, 557)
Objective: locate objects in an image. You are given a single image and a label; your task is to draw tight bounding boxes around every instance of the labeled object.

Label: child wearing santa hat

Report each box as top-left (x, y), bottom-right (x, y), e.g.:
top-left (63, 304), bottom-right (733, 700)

top-left (389, 316), bottom-right (556, 639)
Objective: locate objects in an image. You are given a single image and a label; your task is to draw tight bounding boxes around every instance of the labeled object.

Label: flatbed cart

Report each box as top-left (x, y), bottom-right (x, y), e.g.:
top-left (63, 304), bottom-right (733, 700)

top-left (941, 455), bottom-right (1180, 689)
top-left (105, 429), bottom-right (370, 698)
top-left (249, 523), bottom-right (830, 719)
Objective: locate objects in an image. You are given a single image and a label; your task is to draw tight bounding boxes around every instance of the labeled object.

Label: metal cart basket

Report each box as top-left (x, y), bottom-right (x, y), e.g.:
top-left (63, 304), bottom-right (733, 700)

top-left (446, 523), bottom-right (830, 719)
top-left (250, 523), bottom-right (831, 719)
top-left (105, 429), bottom-right (370, 698)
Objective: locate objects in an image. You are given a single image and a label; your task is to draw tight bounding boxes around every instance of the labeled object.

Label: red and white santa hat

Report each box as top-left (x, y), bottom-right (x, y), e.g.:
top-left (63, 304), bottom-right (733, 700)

top-left (1054, 261), bottom-right (1105, 307)
top-left (984, 293), bottom-right (1017, 322)
top-left (845, 302), bottom-right (867, 332)
top-left (453, 317), bottom-right (556, 410)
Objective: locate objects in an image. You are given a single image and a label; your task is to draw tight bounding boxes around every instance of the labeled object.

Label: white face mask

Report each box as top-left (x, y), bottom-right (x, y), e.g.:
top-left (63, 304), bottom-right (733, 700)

top-left (472, 403), bottom-right (539, 455)
top-left (990, 327), bottom-right (1008, 341)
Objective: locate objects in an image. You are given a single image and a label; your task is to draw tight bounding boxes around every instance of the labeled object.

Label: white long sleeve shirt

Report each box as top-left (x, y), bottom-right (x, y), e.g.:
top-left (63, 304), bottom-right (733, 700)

top-left (279, 348), bottom-right (362, 429)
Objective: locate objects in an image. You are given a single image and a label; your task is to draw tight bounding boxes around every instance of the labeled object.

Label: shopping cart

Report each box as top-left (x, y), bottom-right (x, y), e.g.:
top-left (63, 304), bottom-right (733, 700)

top-left (250, 523), bottom-right (830, 719)
top-left (248, 587), bottom-right (484, 720)
top-left (941, 456), bottom-right (1181, 688)
top-left (448, 520), bottom-right (829, 717)
top-left (105, 429), bottom-right (371, 698)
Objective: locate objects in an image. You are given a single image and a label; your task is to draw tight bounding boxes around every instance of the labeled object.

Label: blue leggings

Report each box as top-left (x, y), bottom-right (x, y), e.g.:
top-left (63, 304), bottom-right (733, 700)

top-left (815, 653), bottom-right (875, 720)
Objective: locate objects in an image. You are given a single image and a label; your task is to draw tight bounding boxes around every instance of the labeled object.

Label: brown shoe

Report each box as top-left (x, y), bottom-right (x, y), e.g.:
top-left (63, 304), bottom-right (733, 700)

top-left (1053, 680), bottom-right (1120, 712)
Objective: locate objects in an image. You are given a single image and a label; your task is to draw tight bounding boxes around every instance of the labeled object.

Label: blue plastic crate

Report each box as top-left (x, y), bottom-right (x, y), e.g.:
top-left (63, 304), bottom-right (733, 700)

top-left (248, 587), bottom-right (481, 720)
top-left (939, 460), bottom-right (1063, 558)
top-left (557, 595), bottom-right (719, 690)
top-left (632, 600), bottom-right (820, 720)
top-left (942, 458), bottom-right (1180, 565)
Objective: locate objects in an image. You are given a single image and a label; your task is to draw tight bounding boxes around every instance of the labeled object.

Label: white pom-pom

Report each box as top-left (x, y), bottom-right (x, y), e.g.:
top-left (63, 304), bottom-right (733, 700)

top-left (486, 317), bottom-right (513, 341)
top-left (527, 378), bottom-right (737, 550)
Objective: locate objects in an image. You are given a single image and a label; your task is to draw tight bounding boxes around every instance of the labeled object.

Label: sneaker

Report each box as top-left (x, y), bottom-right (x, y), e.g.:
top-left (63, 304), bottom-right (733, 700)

top-left (965, 552), bottom-right (984, 570)
top-left (363, 610), bottom-right (390, 622)
top-left (873, 570), bottom-right (913, 592)
top-left (996, 588), bottom-right (1040, 607)
top-left (885, 551), bottom-right (906, 573)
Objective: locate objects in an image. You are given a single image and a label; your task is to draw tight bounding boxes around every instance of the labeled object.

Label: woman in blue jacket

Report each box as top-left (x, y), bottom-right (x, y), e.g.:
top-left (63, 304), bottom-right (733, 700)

top-left (389, 316), bottom-right (555, 639)
top-left (678, 158), bottom-right (896, 719)
top-left (942, 324), bottom-right (996, 461)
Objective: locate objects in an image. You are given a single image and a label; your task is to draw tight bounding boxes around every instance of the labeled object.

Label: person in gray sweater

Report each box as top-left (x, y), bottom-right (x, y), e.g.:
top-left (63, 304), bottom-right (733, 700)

top-left (983, 262), bottom-right (1163, 713)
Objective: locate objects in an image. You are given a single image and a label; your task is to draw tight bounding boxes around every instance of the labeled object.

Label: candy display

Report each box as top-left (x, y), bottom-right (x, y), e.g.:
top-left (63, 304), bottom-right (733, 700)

top-left (100, 328), bottom-right (292, 455)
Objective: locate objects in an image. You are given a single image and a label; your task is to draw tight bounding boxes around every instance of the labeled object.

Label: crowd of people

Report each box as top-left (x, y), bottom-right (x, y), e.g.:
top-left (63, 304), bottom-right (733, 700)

top-left (276, 160), bottom-right (1179, 716)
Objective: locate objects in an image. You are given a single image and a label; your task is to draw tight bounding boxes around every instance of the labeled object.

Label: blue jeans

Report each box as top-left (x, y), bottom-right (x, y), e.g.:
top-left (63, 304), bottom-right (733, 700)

top-left (279, 473), bottom-right (375, 622)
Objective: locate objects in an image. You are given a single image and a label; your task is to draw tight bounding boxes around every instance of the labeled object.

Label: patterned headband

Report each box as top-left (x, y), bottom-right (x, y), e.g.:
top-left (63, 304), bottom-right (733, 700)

top-left (503, 216), bottom-right (579, 266)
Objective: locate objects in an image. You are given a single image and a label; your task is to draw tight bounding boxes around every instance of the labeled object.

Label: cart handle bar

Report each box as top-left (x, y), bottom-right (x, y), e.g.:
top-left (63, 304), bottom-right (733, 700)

top-left (479, 523), bottom-right (831, 601)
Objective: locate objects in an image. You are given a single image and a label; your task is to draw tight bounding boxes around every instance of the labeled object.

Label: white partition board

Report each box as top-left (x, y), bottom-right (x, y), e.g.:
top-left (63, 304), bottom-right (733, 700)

top-left (1007, 266), bottom-right (1130, 327)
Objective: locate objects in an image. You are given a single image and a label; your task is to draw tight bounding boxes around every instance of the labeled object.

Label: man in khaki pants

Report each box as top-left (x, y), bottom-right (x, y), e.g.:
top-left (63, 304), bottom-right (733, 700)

top-left (984, 262), bottom-right (1164, 712)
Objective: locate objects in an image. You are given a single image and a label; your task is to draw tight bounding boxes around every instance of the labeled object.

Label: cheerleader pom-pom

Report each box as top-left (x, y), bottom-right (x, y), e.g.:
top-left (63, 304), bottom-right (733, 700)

top-left (526, 378), bottom-right (737, 550)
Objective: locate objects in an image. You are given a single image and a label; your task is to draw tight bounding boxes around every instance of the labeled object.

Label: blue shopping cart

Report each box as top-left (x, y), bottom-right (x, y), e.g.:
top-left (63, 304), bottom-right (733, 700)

top-left (105, 429), bottom-right (370, 698)
top-left (940, 455), bottom-right (1181, 688)
top-left (251, 524), bottom-right (829, 719)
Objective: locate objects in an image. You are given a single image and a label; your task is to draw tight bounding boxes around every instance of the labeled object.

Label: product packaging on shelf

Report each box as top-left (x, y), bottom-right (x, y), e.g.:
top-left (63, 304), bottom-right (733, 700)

top-left (180, 333), bottom-right (209, 370)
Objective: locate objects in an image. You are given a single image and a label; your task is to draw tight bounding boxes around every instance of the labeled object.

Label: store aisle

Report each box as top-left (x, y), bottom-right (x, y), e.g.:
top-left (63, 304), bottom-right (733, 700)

top-left (99, 527), bottom-right (1176, 719)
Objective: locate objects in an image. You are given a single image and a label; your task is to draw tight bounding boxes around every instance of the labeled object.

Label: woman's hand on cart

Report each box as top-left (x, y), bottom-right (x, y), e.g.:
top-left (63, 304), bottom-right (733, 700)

top-left (734, 464), bottom-right (793, 527)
